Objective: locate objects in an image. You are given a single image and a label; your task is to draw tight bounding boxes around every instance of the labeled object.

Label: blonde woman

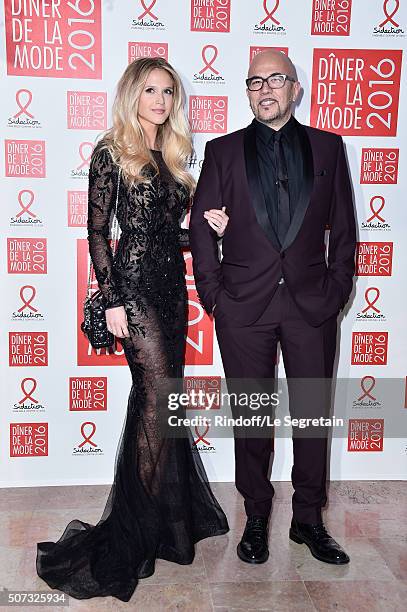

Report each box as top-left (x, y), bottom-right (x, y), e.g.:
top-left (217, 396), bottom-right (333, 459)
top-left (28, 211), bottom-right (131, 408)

top-left (36, 58), bottom-right (229, 602)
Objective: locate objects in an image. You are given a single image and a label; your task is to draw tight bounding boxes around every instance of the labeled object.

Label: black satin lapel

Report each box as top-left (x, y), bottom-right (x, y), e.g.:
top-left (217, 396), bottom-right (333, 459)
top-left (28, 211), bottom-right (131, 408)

top-left (281, 122), bottom-right (314, 251)
top-left (243, 125), bottom-right (280, 252)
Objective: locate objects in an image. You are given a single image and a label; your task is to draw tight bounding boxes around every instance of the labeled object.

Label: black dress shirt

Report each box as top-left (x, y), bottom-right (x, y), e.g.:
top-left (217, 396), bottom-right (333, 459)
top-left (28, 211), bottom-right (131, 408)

top-left (255, 115), bottom-right (303, 247)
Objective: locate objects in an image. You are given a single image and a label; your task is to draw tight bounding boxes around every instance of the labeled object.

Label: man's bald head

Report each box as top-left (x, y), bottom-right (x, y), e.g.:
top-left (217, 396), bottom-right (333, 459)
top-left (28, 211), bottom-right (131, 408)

top-left (248, 50), bottom-right (298, 81)
top-left (246, 49), bottom-right (301, 129)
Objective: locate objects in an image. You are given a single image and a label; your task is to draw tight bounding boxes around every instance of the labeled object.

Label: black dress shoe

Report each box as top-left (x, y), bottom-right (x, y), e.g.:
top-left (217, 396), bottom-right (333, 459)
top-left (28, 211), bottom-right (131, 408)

top-left (237, 515), bottom-right (269, 564)
top-left (289, 518), bottom-right (350, 564)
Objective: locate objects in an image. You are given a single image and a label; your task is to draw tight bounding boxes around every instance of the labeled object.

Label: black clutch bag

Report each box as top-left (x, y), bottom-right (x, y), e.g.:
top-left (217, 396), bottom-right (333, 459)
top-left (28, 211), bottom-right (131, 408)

top-left (81, 164), bottom-right (122, 349)
top-left (81, 290), bottom-right (115, 349)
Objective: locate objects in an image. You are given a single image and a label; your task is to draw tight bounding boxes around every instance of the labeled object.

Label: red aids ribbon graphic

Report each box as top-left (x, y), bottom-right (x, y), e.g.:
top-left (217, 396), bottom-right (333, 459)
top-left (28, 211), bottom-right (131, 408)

top-left (362, 287), bottom-right (381, 314)
top-left (379, 0), bottom-right (400, 27)
top-left (367, 196), bottom-right (385, 223)
top-left (358, 376), bottom-right (376, 401)
top-left (193, 424), bottom-right (211, 446)
top-left (14, 89), bottom-right (34, 119)
top-left (138, 0), bottom-right (158, 20)
top-left (260, 0), bottom-right (281, 25)
top-left (78, 422), bottom-right (97, 447)
top-left (199, 45), bottom-right (220, 75)
top-left (19, 378), bottom-right (38, 404)
top-left (18, 285), bottom-right (38, 313)
top-left (77, 143), bottom-right (93, 170)
top-left (16, 190), bottom-right (36, 219)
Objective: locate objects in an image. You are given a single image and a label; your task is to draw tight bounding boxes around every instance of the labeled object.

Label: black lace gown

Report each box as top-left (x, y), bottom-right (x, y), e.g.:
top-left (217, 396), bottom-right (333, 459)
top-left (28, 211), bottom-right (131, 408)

top-left (36, 144), bottom-right (229, 602)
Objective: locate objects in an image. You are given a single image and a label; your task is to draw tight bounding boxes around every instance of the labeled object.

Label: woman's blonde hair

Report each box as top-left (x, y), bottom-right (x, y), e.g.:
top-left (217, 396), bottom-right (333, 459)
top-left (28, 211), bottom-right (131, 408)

top-left (99, 57), bottom-right (195, 194)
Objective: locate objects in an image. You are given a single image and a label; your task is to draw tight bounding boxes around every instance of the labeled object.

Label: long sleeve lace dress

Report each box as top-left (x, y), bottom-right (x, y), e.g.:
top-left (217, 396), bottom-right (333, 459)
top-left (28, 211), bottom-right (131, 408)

top-left (36, 143), bottom-right (229, 602)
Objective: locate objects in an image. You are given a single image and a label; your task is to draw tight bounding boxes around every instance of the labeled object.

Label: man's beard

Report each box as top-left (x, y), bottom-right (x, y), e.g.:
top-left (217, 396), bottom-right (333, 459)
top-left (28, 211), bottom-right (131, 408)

top-left (253, 100), bottom-right (289, 124)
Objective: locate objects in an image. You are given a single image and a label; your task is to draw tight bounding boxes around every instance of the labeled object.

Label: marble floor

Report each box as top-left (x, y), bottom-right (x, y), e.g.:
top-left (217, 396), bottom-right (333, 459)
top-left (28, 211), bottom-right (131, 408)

top-left (0, 480), bottom-right (406, 611)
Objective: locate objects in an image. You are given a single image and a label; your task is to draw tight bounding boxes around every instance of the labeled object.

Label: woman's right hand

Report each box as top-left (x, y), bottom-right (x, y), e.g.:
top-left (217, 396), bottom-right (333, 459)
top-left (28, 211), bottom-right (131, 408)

top-left (106, 305), bottom-right (130, 338)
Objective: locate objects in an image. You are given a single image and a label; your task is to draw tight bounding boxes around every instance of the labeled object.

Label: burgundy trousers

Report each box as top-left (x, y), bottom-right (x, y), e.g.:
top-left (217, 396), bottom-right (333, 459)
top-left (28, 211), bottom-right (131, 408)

top-left (215, 281), bottom-right (338, 524)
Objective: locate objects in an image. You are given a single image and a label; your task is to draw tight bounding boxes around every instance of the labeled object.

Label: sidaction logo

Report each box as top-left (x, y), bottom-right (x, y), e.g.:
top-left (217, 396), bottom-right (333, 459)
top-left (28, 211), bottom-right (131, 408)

top-left (193, 45), bottom-right (225, 84)
top-left (8, 90), bottom-right (41, 128)
top-left (355, 287), bottom-right (386, 322)
top-left (373, 0), bottom-right (405, 36)
top-left (13, 378), bottom-right (46, 412)
top-left (253, 0), bottom-right (286, 34)
top-left (10, 190), bottom-right (43, 227)
top-left (12, 285), bottom-right (44, 321)
top-left (70, 142), bottom-right (93, 179)
top-left (72, 422), bottom-right (103, 455)
top-left (352, 376), bottom-right (382, 409)
top-left (132, 0), bottom-right (165, 29)
top-left (360, 196), bottom-right (391, 231)
top-left (192, 423), bottom-right (216, 452)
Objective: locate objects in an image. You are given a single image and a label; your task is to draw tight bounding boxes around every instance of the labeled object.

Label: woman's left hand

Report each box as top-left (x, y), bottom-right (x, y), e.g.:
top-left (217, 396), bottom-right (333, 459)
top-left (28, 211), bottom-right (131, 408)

top-left (204, 206), bottom-right (229, 237)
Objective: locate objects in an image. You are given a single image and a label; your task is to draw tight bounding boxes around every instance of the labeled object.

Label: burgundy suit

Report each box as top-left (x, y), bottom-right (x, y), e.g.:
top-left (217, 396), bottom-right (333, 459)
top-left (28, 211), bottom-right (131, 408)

top-left (189, 118), bottom-right (356, 523)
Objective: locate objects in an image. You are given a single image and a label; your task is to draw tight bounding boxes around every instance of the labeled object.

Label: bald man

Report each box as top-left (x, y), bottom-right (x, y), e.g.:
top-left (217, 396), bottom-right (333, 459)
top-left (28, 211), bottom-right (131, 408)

top-left (190, 51), bottom-right (356, 566)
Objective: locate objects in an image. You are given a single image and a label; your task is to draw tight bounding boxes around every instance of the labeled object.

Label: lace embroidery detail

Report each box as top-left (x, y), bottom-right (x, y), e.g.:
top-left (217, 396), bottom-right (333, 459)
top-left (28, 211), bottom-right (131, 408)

top-left (36, 144), bottom-right (229, 603)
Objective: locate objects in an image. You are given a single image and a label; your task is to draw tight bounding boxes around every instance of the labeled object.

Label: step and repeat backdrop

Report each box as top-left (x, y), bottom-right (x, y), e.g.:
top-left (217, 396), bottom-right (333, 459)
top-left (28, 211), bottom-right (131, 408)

top-left (1, 0), bottom-right (406, 487)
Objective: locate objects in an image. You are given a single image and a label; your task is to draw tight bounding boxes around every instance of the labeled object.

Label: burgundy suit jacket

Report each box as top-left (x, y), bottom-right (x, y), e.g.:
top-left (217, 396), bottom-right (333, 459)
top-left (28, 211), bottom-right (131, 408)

top-left (189, 118), bottom-right (356, 328)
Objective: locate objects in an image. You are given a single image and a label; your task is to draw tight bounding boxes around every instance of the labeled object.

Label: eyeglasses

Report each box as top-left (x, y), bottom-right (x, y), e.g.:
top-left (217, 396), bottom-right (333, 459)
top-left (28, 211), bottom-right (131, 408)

top-left (246, 73), bottom-right (296, 91)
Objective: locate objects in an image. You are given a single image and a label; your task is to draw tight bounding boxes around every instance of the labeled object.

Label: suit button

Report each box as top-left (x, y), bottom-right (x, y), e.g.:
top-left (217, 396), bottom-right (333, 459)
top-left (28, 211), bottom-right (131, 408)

top-left (278, 277), bottom-right (284, 285)
top-left (280, 252), bottom-right (285, 259)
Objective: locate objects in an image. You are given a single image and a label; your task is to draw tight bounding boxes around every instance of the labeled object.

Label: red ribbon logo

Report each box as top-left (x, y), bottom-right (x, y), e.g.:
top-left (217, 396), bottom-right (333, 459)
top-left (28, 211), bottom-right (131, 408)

top-left (366, 196), bottom-right (385, 223)
top-left (379, 0), bottom-right (400, 27)
top-left (19, 378), bottom-right (38, 404)
top-left (260, 0), bottom-right (281, 26)
top-left (16, 190), bottom-right (36, 219)
top-left (358, 376), bottom-right (376, 401)
top-left (199, 45), bottom-right (220, 75)
top-left (138, 0), bottom-right (158, 20)
top-left (77, 143), bottom-right (93, 170)
top-left (78, 422), bottom-right (98, 447)
top-left (193, 424), bottom-right (211, 446)
top-left (14, 89), bottom-right (34, 119)
top-left (18, 285), bottom-right (38, 313)
top-left (362, 287), bottom-right (381, 314)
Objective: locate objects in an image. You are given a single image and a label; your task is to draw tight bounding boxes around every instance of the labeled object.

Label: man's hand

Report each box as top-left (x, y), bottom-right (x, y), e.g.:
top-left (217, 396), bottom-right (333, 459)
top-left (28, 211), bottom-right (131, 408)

top-left (204, 206), bottom-right (229, 237)
top-left (106, 305), bottom-right (130, 338)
